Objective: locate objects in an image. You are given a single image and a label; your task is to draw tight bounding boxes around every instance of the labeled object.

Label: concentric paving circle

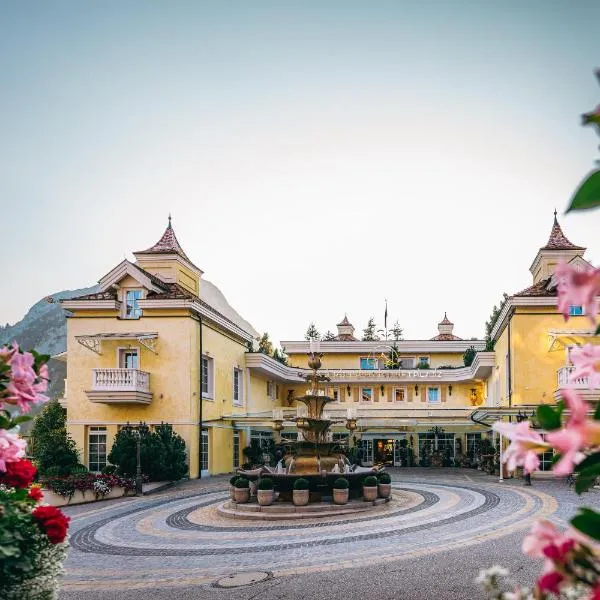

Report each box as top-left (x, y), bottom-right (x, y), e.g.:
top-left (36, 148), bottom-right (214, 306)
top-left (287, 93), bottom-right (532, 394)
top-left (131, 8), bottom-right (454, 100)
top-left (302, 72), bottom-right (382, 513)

top-left (63, 480), bottom-right (558, 592)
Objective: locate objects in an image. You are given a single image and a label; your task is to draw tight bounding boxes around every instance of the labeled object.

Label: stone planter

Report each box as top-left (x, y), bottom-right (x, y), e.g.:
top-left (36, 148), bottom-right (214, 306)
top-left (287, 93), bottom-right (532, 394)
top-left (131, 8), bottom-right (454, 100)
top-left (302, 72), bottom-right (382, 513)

top-left (378, 483), bottom-right (392, 499)
top-left (42, 486), bottom-right (127, 507)
top-left (257, 489), bottom-right (274, 506)
top-left (234, 487), bottom-right (250, 503)
top-left (363, 486), bottom-right (378, 502)
top-left (332, 488), bottom-right (349, 505)
top-left (292, 489), bottom-right (309, 506)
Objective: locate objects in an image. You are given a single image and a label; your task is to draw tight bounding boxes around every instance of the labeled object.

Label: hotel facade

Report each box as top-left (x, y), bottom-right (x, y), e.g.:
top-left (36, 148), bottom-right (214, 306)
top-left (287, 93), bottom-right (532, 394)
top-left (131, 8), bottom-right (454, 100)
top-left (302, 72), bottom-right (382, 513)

top-left (60, 215), bottom-right (599, 477)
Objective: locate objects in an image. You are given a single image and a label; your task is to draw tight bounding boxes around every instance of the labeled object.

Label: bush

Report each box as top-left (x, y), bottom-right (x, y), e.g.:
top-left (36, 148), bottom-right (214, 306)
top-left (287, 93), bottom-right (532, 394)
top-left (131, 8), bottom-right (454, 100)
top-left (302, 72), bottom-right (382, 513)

top-left (463, 345), bottom-right (477, 367)
top-left (378, 472), bottom-right (391, 484)
top-left (293, 478), bottom-right (309, 490)
top-left (234, 478), bottom-right (249, 489)
top-left (30, 399), bottom-right (80, 476)
top-left (42, 465), bottom-right (61, 477)
top-left (101, 464), bottom-right (117, 475)
top-left (229, 475), bottom-right (239, 486)
top-left (70, 464), bottom-right (88, 475)
top-left (108, 422), bottom-right (188, 482)
top-left (363, 475), bottom-right (378, 487)
top-left (333, 477), bottom-right (349, 490)
top-left (257, 477), bottom-right (274, 490)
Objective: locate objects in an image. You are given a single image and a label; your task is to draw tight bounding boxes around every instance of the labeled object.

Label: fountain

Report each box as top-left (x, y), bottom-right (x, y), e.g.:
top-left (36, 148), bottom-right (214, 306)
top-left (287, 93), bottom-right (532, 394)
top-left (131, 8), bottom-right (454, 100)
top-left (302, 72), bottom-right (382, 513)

top-left (236, 346), bottom-right (382, 503)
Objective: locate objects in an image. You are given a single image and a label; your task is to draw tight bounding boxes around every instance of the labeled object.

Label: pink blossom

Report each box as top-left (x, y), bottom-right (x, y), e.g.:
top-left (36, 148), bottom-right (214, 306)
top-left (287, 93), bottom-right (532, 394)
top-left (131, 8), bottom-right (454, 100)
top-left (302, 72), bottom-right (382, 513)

top-left (522, 520), bottom-right (566, 558)
top-left (492, 421), bottom-right (550, 474)
top-left (2, 349), bottom-right (49, 413)
top-left (547, 389), bottom-right (600, 475)
top-left (555, 263), bottom-right (600, 324)
top-left (0, 429), bottom-right (27, 472)
top-left (569, 344), bottom-right (600, 389)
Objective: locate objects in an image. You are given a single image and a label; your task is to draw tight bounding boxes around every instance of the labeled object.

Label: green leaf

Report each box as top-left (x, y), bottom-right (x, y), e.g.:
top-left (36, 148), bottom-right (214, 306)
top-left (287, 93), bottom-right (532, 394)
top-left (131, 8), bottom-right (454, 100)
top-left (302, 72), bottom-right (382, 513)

top-left (11, 415), bottom-right (32, 425)
top-left (575, 452), bottom-right (600, 473)
top-left (571, 508), bottom-right (600, 541)
top-left (595, 402), bottom-right (600, 421)
top-left (536, 405), bottom-right (562, 430)
top-left (567, 170), bottom-right (600, 212)
top-left (596, 324), bottom-right (600, 335)
top-left (575, 475), bottom-right (598, 494)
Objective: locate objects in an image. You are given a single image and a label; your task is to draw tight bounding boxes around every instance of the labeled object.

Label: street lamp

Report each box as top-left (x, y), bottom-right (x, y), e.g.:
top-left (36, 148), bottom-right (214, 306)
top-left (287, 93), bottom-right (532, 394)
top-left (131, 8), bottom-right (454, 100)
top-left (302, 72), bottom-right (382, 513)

top-left (123, 421), bottom-right (149, 496)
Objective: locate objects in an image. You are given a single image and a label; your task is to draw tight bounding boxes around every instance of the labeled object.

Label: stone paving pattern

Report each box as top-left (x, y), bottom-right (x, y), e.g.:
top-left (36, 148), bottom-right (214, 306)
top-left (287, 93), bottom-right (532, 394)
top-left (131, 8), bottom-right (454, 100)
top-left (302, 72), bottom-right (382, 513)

top-left (58, 469), bottom-right (600, 600)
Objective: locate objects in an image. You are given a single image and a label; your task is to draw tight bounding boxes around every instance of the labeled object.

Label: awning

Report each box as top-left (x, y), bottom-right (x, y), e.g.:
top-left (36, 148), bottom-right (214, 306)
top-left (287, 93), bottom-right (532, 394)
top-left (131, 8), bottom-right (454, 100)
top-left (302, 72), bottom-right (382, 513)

top-left (75, 332), bottom-right (158, 355)
top-left (548, 329), bottom-right (599, 352)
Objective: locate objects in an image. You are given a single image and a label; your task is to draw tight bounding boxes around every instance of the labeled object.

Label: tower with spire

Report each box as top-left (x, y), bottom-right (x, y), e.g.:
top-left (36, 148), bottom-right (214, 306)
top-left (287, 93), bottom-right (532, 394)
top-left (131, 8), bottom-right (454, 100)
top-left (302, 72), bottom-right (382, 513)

top-left (133, 216), bottom-right (203, 294)
top-left (430, 313), bottom-right (462, 341)
top-left (529, 211), bottom-right (586, 284)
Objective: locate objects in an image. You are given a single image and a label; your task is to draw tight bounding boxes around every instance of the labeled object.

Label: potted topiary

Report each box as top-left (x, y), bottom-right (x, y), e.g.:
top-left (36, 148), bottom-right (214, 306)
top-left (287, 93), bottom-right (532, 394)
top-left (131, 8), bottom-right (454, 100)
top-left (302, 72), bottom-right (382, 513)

top-left (257, 477), bottom-right (275, 506)
top-left (377, 472), bottom-right (392, 498)
top-left (229, 475), bottom-right (238, 500)
top-left (233, 477), bottom-right (250, 503)
top-left (362, 475), bottom-right (378, 501)
top-left (332, 477), bottom-right (349, 505)
top-left (292, 478), bottom-right (310, 506)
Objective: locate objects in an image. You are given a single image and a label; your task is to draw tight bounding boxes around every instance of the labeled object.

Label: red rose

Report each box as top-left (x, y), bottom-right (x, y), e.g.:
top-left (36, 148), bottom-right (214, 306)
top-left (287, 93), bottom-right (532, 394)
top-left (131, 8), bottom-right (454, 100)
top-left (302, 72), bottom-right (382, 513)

top-left (32, 505), bottom-right (70, 544)
top-left (28, 486), bottom-right (44, 502)
top-left (0, 458), bottom-right (37, 488)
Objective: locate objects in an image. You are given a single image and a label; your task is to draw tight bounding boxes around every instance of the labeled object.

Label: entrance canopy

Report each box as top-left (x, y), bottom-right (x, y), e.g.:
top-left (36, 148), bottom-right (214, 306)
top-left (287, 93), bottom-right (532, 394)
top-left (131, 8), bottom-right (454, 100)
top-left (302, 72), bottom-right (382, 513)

top-left (76, 332), bottom-right (158, 355)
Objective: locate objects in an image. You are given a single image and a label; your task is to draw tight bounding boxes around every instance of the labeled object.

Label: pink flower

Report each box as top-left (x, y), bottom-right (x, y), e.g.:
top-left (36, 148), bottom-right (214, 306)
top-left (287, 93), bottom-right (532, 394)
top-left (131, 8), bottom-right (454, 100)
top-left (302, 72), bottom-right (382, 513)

top-left (2, 349), bottom-right (49, 413)
top-left (547, 389), bottom-right (600, 475)
top-left (555, 263), bottom-right (600, 324)
top-left (569, 344), bottom-right (600, 389)
top-left (522, 520), bottom-right (566, 558)
top-left (0, 429), bottom-right (27, 472)
top-left (492, 421), bottom-right (550, 474)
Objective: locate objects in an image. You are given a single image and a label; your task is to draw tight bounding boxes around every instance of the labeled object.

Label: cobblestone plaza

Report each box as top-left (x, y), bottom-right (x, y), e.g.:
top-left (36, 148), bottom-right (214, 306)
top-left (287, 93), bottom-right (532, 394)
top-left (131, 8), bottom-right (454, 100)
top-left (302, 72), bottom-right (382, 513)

top-left (58, 469), bottom-right (599, 600)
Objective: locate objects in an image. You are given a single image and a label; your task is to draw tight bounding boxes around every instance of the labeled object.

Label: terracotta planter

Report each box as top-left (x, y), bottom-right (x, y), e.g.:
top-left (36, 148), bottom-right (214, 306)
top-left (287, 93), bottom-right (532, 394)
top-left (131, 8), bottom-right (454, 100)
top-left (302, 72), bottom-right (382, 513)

top-left (378, 483), bottom-right (392, 498)
top-left (333, 488), bottom-right (349, 505)
top-left (363, 486), bottom-right (378, 502)
top-left (257, 489), bottom-right (274, 506)
top-left (293, 489), bottom-right (309, 506)
top-left (234, 487), bottom-right (250, 503)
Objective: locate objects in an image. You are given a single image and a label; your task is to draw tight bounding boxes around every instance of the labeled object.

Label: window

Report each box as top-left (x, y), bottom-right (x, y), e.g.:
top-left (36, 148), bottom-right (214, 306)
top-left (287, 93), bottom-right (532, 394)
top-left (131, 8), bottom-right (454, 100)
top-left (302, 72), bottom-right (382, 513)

top-left (201, 355), bottom-right (214, 399)
top-left (250, 430), bottom-right (273, 449)
top-left (360, 357), bottom-right (377, 370)
top-left (538, 434), bottom-right (554, 472)
top-left (331, 388), bottom-right (340, 402)
top-left (400, 358), bottom-right (415, 369)
top-left (201, 428), bottom-right (209, 473)
top-left (118, 348), bottom-right (139, 369)
top-left (418, 356), bottom-right (430, 368)
top-left (394, 387), bottom-right (406, 402)
top-left (233, 368), bottom-right (243, 406)
top-left (125, 289), bottom-right (143, 319)
top-left (427, 387), bottom-right (440, 403)
top-left (361, 387), bottom-right (373, 402)
top-left (466, 433), bottom-right (481, 458)
top-left (88, 427), bottom-right (107, 472)
top-left (267, 381), bottom-right (276, 399)
top-left (569, 305), bottom-right (584, 316)
top-left (419, 432), bottom-right (455, 455)
top-left (280, 431), bottom-right (298, 442)
top-left (233, 431), bottom-right (240, 469)
top-left (332, 433), bottom-right (349, 444)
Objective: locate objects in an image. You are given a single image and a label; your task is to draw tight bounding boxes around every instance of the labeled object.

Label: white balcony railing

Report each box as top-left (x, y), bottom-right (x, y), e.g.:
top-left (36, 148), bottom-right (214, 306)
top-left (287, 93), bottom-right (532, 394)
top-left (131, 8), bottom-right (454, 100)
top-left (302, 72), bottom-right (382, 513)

top-left (557, 366), bottom-right (596, 388)
top-left (92, 368), bottom-right (150, 392)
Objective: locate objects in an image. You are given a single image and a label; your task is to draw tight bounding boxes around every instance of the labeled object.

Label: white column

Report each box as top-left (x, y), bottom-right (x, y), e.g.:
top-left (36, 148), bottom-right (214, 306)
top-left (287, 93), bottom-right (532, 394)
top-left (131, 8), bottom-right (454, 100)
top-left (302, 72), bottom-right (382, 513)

top-left (498, 431), bottom-right (504, 482)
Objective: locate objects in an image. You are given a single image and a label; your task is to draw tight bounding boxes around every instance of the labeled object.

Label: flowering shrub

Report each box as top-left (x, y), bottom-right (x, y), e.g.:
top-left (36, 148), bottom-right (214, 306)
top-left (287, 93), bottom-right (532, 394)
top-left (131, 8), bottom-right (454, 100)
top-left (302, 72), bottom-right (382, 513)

top-left (0, 343), bottom-right (70, 599)
top-left (480, 70), bottom-right (600, 600)
top-left (42, 472), bottom-right (138, 501)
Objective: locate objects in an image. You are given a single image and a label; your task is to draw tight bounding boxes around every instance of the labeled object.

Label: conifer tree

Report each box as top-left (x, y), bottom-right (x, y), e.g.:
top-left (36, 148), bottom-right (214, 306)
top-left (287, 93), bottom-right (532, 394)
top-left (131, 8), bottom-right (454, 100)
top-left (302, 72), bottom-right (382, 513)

top-left (361, 317), bottom-right (380, 341)
top-left (304, 322), bottom-right (321, 341)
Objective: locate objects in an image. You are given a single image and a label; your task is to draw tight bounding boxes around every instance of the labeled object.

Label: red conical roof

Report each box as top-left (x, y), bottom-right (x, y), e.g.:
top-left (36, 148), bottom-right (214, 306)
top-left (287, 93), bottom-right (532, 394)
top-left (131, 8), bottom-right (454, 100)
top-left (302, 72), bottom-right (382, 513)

top-left (541, 212), bottom-right (585, 251)
top-left (136, 216), bottom-right (192, 262)
top-left (337, 314), bottom-right (352, 326)
top-left (439, 312), bottom-right (453, 325)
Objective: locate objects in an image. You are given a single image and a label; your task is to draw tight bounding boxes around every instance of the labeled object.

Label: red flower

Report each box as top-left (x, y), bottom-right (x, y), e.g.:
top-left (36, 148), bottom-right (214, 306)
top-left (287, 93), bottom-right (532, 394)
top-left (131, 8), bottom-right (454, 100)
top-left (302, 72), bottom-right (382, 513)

top-left (0, 458), bottom-right (37, 488)
top-left (28, 485), bottom-right (44, 502)
top-left (32, 505), bottom-right (70, 544)
top-left (537, 571), bottom-right (564, 595)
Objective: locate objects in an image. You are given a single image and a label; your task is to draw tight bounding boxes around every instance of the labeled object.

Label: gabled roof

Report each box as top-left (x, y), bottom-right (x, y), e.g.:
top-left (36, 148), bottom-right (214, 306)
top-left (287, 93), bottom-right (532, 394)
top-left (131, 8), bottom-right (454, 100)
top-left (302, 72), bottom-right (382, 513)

top-left (514, 277), bottom-right (555, 297)
top-left (135, 216), bottom-right (193, 263)
top-left (541, 213), bottom-right (585, 251)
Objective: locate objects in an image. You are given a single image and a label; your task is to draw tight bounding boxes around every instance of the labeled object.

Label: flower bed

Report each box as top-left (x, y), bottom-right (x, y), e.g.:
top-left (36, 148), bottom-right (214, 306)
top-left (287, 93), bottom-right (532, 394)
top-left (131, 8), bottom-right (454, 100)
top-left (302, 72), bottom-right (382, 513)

top-left (41, 473), bottom-right (136, 506)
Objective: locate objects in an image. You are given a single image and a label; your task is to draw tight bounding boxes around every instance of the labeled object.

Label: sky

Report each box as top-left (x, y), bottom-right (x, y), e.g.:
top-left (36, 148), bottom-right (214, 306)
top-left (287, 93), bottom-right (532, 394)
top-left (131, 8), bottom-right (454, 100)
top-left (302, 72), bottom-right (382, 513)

top-left (1, 1), bottom-right (599, 344)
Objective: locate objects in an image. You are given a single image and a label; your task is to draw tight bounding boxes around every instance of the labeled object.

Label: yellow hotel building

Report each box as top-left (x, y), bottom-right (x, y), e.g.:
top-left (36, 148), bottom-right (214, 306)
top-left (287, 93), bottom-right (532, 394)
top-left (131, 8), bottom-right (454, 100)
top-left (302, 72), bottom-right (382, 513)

top-left (61, 215), bottom-right (599, 477)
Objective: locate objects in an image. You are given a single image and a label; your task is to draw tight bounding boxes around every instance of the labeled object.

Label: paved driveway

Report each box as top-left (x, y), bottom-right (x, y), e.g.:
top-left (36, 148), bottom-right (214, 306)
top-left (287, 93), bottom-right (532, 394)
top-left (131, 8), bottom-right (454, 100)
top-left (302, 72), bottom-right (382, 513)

top-left (58, 468), bottom-right (599, 600)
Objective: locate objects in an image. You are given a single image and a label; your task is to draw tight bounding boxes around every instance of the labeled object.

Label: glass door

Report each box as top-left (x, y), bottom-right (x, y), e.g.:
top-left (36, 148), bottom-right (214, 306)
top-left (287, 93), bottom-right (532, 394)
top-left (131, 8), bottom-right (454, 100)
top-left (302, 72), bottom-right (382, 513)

top-left (393, 440), bottom-right (402, 466)
top-left (361, 439), bottom-right (374, 465)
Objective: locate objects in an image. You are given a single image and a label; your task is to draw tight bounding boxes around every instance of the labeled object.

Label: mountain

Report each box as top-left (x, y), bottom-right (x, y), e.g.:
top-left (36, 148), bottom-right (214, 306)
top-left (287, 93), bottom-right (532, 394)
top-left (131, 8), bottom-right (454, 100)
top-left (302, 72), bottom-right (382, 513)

top-left (0, 286), bottom-right (98, 400)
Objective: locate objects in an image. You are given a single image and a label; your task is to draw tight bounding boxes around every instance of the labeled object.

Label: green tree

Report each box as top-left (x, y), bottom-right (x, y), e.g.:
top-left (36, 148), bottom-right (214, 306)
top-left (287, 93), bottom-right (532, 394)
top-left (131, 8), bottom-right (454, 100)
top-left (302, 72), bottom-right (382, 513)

top-left (322, 330), bottom-right (336, 341)
top-left (257, 332), bottom-right (274, 356)
top-left (304, 322), bottom-right (321, 341)
top-left (386, 342), bottom-right (401, 369)
top-left (390, 320), bottom-right (404, 341)
top-left (484, 292), bottom-right (508, 351)
top-left (361, 317), bottom-right (380, 341)
top-left (463, 345), bottom-right (477, 367)
top-left (30, 398), bottom-right (80, 475)
top-left (272, 347), bottom-right (289, 365)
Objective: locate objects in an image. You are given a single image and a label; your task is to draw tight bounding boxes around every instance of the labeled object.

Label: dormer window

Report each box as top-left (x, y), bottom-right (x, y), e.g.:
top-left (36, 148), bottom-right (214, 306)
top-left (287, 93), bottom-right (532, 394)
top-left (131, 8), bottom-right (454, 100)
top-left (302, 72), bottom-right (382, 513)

top-left (125, 290), bottom-right (143, 319)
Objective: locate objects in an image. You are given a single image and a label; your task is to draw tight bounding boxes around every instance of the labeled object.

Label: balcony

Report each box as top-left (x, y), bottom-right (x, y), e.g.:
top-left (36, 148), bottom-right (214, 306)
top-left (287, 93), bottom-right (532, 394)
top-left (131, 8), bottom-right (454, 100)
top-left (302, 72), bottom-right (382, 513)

top-left (555, 366), bottom-right (600, 401)
top-left (85, 368), bottom-right (152, 405)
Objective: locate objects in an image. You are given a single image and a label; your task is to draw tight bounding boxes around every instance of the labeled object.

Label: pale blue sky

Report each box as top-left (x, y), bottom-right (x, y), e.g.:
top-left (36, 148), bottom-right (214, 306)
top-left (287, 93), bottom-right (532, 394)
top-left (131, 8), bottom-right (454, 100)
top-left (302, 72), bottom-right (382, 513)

top-left (1, 1), bottom-right (599, 343)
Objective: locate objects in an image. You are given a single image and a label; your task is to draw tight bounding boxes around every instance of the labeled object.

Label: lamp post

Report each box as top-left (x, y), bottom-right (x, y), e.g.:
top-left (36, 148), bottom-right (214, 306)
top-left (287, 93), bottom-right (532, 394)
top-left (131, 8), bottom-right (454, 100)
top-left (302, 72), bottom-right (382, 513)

top-left (123, 421), bottom-right (149, 496)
